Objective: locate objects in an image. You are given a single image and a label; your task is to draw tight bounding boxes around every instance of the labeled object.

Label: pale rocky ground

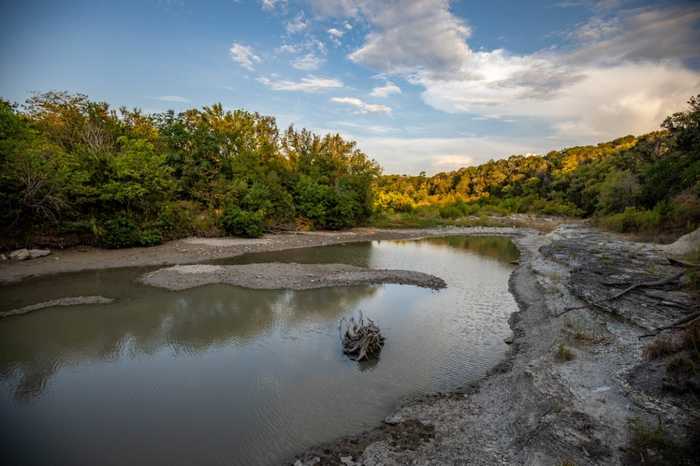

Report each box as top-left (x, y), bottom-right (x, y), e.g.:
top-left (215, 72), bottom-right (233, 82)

top-left (294, 225), bottom-right (698, 466)
top-left (1, 224), bottom-right (698, 465)
top-left (140, 262), bottom-right (446, 291)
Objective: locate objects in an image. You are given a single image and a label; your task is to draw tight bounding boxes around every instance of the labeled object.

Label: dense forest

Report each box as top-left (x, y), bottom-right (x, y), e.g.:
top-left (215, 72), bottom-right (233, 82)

top-left (375, 96), bottom-right (700, 238)
top-left (0, 92), bottom-right (380, 248)
top-left (1, 92), bottom-right (699, 249)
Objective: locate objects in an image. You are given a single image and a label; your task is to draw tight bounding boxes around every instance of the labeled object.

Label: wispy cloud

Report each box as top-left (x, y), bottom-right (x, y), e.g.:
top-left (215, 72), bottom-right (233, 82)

top-left (330, 97), bottom-right (392, 114)
top-left (258, 75), bottom-right (343, 92)
top-left (370, 81), bottom-right (401, 98)
top-left (292, 53), bottom-right (324, 70)
top-left (229, 42), bottom-right (261, 70)
top-left (155, 95), bottom-right (190, 103)
top-left (260, 0), bottom-right (286, 11)
top-left (327, 27), bottom-right (344, 45)
top-left (287, 12), bottom-right (309, 34)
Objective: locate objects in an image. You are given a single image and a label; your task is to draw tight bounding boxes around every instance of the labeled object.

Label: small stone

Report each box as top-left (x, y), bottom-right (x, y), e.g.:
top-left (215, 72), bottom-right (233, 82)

top-left (0, 253), bottom-right (7, 261)
top-left (504, 335), bottom-right (514, 344)
top-left (28, 249), bottom-right (51, 259)
top-left (340, 456), bottom-right (355, 465)
top-left (384, 414), bottom-right (404, 425)
top-left (9, 248), bottom-right (30, 261)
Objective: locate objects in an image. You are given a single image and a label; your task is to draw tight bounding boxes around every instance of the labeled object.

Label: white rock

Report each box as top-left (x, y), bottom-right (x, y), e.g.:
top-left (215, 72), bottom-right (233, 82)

top-left (9, 249), bottom-right (30, 261)
top-left (28, 249), bottom-right (51, 259)
top-left (663, 227), bottom-right (700, 256)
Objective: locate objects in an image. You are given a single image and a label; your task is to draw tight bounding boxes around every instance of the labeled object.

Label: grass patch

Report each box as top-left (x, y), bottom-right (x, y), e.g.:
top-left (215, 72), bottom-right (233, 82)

top-left (643, 336), bottom-right (679, 360)
top-left (556, 343), bottom-right (576, 362)
top-left (623, 417), bottom-right (699, 465)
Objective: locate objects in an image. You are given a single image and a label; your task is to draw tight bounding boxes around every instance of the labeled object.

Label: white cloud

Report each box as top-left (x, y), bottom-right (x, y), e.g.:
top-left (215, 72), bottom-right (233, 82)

top-left (330, 97), bottom-right (392, 114)
top-left (370, 81), bottom-right (401, 98)
top-left (155, 95), bottom-right (190, 103)
top-left (287, 12), bottom-right (310, 33)
top-left (355, 135), bottom-right (547, 174)
top-left (326, 3), bottom-right (700, 142)
top-left (328, 27), bottom-right (344, 45)
top-left (346, 0), bottom-right (472, 79)
top-left (309, 0), bottom-right (360, 17)
top-left (261, 0), bottom-right (286, 11)
top-left (277, 38), bottom-right (326, 56)
top-left (333, 121), bottom-right (396, 134)
top-left (229, 42), bottom-right (261, 71)
top-left (292, 53), bottom-right (324, 70)
top-left (258, 75), bottom-right (343, 92)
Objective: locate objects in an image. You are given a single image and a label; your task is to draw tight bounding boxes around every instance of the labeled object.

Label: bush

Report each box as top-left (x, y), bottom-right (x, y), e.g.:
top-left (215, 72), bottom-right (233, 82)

top-left (158, 200), bottom-right (199, 239)
top-left (139, 228), bottom-right (162, 246)
top-left (98, 216), bottom-right (165, 248)
top-left (220, 205), bottom-right (265, 238)
top-left (99, 216), bottom-right (141, 248)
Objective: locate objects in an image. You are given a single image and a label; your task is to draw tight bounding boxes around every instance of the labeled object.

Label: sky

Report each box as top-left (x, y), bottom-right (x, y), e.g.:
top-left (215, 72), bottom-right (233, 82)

top-left (1, 0), bottom-right (699, 174)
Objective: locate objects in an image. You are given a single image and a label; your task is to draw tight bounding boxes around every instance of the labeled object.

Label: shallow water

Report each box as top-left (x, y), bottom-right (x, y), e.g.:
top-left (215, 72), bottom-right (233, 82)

top-left (0, 236), bottom-right (518, 466)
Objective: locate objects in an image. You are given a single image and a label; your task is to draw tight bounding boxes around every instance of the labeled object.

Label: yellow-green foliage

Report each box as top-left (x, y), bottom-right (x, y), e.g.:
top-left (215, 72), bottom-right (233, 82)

top-left (373, 96), bottom-right (700, 236)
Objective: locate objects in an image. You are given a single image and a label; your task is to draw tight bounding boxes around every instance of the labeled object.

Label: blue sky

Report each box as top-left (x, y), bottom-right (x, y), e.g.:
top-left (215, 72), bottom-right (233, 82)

top-left (1, 0), bottom-right (699, 174)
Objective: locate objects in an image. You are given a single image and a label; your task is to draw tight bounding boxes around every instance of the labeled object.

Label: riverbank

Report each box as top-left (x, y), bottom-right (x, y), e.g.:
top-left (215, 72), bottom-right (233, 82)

top-left (293, 225), bottom-right (698, 465)
top-left (1, 224), bottom-right (697, 465)
top-left (0, 226), bottom-right (526, 284)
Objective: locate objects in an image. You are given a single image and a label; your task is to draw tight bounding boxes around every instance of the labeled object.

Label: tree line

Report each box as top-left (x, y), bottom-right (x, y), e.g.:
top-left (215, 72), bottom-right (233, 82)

top-left (375, 96), bottom-right (700, 237)
top-left (0, 92), bottom-right (380, 248)
top-left (1, 92), bottom-right (698, 249)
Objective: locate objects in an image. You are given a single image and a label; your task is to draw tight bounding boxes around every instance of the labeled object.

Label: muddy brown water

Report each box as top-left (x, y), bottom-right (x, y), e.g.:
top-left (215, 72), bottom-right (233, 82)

top-left (0, 236), bottom-right (518, 466)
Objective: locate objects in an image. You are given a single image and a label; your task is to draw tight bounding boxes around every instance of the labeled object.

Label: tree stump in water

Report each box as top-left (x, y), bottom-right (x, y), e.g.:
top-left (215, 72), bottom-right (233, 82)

top-left (340, 312), bottom-right (385, 361)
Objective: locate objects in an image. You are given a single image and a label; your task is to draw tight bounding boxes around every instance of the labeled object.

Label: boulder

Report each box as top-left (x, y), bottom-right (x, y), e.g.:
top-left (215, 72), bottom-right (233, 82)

top-left (9, 249), bottom-right (30, 261)
top-left (663, 227), bottom-right (700, 256)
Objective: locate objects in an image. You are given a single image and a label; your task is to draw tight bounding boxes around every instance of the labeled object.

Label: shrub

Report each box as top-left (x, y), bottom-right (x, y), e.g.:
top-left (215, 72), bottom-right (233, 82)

top-left (158, 200), bottom-right (199, 239)
top-left (98, 216), bottom-right (164, 248)
top-left (99, 216), bottom-right (141, 248)
top-left (220, 205), bottom-right (265, 238)
top-left (139, 228), bottom-right (163, 247)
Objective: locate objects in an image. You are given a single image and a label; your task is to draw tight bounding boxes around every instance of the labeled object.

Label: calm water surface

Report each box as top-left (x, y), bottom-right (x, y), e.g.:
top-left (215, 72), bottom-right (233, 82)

top-left (0, 236), bottom-right (519, 466)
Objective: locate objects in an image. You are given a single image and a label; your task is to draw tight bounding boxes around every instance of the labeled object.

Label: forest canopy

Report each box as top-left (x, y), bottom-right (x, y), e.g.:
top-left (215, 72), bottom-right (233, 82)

top-left (374, 96), bottom-right (700, 237)
top-left (0, 92), bottom-right (380, 247)
top-left (1, 92), bottom-right (699, 248)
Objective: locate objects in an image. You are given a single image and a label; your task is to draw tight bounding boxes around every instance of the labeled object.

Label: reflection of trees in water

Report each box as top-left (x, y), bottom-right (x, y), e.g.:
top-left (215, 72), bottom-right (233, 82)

top-left (218, 242), bottom-right (375, 268)
top-left (0, 285), bottom-right (377, 401)
top-left (392, 236), bottom-right (519, 263)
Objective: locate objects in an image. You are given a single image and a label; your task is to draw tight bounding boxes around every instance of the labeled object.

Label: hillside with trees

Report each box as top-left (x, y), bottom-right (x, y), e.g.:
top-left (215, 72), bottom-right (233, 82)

top-left (375, 96), bottom-right (700, 239)
top-left (1, 92), bottom-right (699, 249)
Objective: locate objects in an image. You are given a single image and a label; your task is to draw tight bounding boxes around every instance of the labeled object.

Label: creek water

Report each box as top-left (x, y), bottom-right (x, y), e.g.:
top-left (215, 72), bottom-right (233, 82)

top-left (0, 236), bottom-right (519, 466)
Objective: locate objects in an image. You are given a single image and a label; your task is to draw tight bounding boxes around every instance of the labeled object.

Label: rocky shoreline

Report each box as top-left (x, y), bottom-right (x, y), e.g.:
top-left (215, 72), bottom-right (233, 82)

top-left (1, 224), bottom-right (697, 465)
top-left (293, 225), bottom-right (698, 465)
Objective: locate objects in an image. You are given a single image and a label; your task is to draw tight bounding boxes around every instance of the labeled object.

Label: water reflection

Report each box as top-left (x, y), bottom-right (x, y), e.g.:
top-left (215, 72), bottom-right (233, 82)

top-left (0, 236), bottom-right (518, 466)
top-left (1, 285), bottom-right (377, 401)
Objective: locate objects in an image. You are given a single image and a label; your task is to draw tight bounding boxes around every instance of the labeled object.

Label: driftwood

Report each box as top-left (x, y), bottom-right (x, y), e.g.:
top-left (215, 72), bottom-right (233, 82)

top-left (638, 311), bottom-right (700, 339)
top-left (339, 312), bottom-right (385, 361)
top-left (667, 256), bottom-right (700, 268)
top-left (556, 271), bottom-right (686, 318)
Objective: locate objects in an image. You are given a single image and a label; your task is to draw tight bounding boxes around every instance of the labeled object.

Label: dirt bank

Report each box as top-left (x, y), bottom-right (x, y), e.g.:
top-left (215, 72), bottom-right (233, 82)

top-left (0, 226), bottom-right (523, 284)
top-left (140, 262), bottom-right (446, 291)
top-left (293, 225), bottom-right (698, 466)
